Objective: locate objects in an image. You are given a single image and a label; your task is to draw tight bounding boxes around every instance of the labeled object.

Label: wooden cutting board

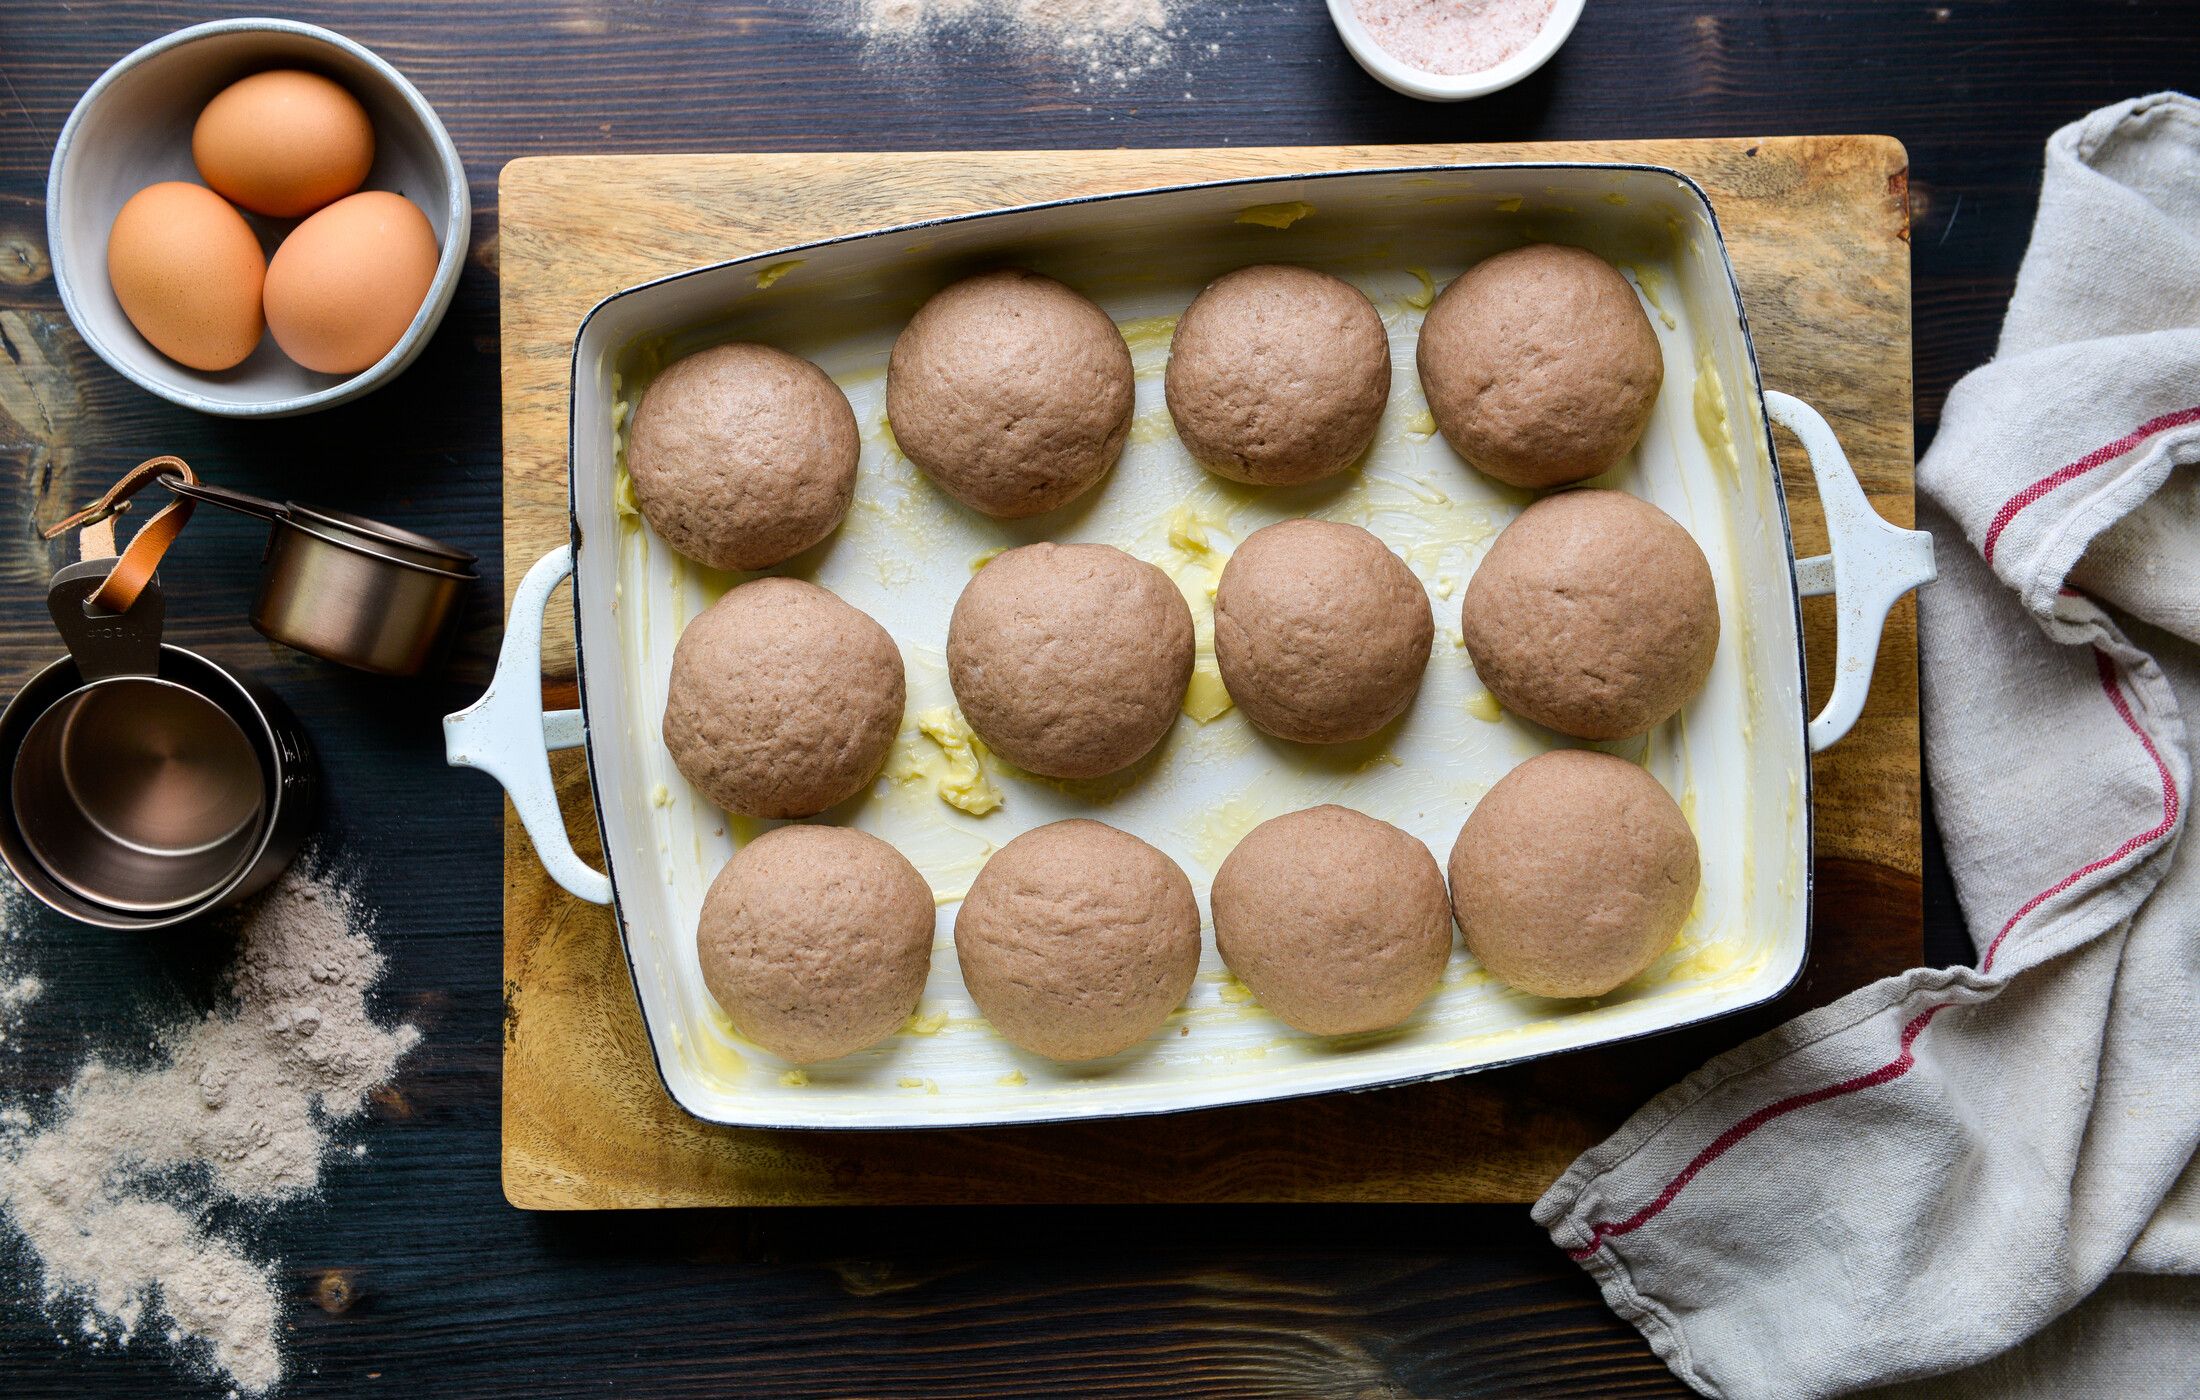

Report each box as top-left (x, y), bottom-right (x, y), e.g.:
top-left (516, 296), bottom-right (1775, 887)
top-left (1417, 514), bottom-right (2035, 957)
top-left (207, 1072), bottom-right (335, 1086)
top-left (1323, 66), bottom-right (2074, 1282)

top-left (499, 138), bottom-right (1919, 1209)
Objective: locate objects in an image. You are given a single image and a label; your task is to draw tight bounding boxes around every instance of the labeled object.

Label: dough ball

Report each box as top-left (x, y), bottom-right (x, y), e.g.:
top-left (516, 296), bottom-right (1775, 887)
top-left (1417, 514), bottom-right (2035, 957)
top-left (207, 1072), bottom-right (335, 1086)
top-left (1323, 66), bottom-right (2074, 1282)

top-left (954, 820), bottom-right (1200, 1061)
top-left (697, 825), bottom-right (934, 1063)
top-left (663, 578), bottom-right (903, 818)
top-left (626, 343), bottom-right (858, 571)
top-left (1462, 490), bottom-right (1717, 740)
top-left (1165, 264), bottom-right (1391, 485)
top-left (887, 270), bottom-right (1134, 518)
top-left (1447, 749), bottom-right (1698, 999)
top-left (1213, 519), bottom-right (1433, 744)
top-left (1417, 244), bottom-right (1663, 489)
top-left (1212, 805), bottom-right (1452, 1035)
top-left (947, 542), bottom-right (1194, 779)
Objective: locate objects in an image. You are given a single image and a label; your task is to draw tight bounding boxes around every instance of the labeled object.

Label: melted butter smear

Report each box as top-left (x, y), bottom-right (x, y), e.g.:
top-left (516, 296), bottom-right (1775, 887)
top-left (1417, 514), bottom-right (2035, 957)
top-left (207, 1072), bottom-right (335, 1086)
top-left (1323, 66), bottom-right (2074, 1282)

top-left (1127, 409), bottom-right (1178, 445)
top-left (1166, 504), bottom-right (1226, 594)
top-left (1235, 200), bottom-right (1314, 229)
top-left (675, 1010), bottom-right (749, 1081)
top-left (753, 259), bottom-right (803, 289)
top-left (1193, 794), bottom-right (1269, 873)
top-left (1402, 267), bottom-right (1436, 311)
top-left (1662, 934), bottom-right (1751, 984)
top-left (1163, 504), bottom-right (1236, 723)
top-left (889, 707), bottom-right (1003, 816)
top-left (1625, 263), bottom-right (1679, 330)
top-left (1117, 313), bottom-right (1178, 361)
top-left (1693, 350), bottom-right (1740, 478)
top-left (1183, 666), bottom-right (1233, 724)
top-left (611, 406), bottom-right (641, 519)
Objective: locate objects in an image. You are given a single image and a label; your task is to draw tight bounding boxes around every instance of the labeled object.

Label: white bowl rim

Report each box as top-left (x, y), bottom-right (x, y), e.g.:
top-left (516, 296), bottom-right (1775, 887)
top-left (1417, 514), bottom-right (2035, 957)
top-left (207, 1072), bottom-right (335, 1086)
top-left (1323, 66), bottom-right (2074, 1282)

top-left (45, 16), bottom-right (471, 419)
top-left (1325, 0), bottom-right (1586, 102)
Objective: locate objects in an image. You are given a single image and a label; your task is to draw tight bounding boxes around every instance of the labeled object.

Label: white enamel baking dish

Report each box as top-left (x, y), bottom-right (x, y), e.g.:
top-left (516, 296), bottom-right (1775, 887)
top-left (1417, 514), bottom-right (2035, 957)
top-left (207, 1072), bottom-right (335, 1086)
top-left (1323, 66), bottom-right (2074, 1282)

top-left (447, 165), bottom-right (1934, 1130)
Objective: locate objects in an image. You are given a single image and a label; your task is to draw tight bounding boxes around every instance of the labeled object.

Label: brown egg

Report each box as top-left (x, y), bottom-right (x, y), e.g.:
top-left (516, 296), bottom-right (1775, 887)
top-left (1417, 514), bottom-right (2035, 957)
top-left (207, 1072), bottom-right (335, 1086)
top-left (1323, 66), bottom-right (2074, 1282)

top-left (193, 70), bottom-right (375, 219)
top-left (263, 192), bottom-right (440, 375)
top-left (105, 182), bottom-right (266, 372)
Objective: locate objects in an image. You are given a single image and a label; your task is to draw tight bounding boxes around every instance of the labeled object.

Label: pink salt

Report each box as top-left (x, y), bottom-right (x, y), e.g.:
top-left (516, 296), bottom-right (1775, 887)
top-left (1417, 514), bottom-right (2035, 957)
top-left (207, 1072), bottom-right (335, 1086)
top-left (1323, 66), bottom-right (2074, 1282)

top-left (1352, 0), bottom-right (1558, 77)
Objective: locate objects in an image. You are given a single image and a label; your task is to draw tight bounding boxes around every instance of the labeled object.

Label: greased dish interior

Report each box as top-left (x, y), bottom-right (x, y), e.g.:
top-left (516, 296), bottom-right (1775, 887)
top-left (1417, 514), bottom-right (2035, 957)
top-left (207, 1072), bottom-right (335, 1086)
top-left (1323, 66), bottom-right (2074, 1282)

top-left (563, 165), bottom-right (1814, 1130)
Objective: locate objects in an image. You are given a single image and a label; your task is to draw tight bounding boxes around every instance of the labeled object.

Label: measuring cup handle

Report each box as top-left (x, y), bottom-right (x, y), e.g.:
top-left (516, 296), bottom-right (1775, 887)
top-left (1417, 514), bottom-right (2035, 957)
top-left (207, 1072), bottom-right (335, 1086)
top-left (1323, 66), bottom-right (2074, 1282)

top-left (160, 477), bottom-right (288, 523)
top-left (1765, 391), bottom-right (1938, 753)
top-left (43, 455), bottom-right (201, 615)
top-left (48, 558), bottom-right (164, 680)
top-left (443, 545), bottom-right (612, 906)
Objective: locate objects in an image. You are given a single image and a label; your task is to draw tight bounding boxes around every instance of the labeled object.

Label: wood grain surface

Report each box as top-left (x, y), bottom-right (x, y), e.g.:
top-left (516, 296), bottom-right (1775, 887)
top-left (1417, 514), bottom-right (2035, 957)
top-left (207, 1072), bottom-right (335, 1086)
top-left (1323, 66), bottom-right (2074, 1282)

top-left (5, 1), bottom-right (2193, 1395)
top-left (500, 136), bottom-right (1920, 1208)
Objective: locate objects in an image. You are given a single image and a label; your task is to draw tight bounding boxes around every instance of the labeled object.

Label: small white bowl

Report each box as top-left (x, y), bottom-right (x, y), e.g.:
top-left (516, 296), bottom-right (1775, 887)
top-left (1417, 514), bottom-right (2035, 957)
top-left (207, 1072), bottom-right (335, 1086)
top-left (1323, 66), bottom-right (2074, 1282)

top-left (1328, 0), bottom-right (1585, 102)
top-left (47, 18), bottom-right (469, 418)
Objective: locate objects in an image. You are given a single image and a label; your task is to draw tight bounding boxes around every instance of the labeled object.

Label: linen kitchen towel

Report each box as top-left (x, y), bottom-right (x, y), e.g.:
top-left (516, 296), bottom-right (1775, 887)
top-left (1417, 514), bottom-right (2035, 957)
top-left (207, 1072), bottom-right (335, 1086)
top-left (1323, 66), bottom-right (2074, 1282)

top-left (1534, 92), bottom-right (2200, 1398)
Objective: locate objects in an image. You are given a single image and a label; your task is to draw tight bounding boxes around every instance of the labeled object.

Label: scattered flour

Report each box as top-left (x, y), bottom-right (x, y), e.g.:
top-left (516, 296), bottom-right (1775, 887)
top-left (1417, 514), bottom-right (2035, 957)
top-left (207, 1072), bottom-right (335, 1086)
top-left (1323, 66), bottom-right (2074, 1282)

top-left (853, 0), bottom-right (1184, 81)
top-left (0, 885), bottom-right (37, 1055)
top-left (0, 972), bottom-right (37, 1049)
top-left (0, 867), bottom-right (417, 1395)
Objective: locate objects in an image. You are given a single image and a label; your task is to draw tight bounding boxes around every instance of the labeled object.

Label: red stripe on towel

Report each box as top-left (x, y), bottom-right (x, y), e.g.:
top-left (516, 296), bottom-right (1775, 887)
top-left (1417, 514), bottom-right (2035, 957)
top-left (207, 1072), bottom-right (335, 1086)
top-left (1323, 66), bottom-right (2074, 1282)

top-left (1979, 649), bottom-right (2180, 971)
top-left (1567, 649), bottom-right (2179, 1262)
top-left (1982, 406), bottom-right (2200, 564)
top-left (1565, 1004), bottom-right (1951, 1261)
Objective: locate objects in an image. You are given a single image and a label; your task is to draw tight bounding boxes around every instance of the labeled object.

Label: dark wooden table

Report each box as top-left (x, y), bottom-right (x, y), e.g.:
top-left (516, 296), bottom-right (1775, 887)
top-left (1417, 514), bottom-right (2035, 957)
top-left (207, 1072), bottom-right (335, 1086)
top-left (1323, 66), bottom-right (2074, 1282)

top-left (0, 3), bottom-right (2190, 1394)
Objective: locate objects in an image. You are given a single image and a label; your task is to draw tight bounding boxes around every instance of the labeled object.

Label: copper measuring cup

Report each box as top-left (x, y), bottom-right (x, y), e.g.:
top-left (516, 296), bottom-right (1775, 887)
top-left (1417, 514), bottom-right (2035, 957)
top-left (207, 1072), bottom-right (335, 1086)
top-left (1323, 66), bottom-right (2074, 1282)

top-left (0, 461), bottom-right (315, 928)
top-left (162, 478), bottom-right (477, 678)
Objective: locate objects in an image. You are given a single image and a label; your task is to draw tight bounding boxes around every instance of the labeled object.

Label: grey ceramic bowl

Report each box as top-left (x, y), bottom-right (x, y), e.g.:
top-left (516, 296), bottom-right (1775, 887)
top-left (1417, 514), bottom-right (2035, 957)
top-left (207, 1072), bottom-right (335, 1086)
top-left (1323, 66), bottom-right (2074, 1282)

top-left (47, 18), bottom-right (470, 417)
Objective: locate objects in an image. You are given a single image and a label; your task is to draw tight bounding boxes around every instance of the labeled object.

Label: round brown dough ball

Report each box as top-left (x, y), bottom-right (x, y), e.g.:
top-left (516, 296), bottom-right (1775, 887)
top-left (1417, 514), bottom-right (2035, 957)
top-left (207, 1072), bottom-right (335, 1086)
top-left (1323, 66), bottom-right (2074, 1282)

top-left (887, 270), bottom-right (1134, 518)
top-left (1448, 749), bottom-right (1698, 999)
top-left (1462, 490), bottom-right (1717, 741)
top-left (1213, 519), bottom-right (1433, 744)
top-left (1417, 244), bottom-right (1663, 489)
top-left (1212, 805), bottom-right (1452, 1035)
top-left (697, 825), bottom-right (934, 1063)
top-left (663, 578), bottom-right (904, 818)
top-left (1165, 265), bottom-right (1391, 485)
top-left (954, 820), bottom-right (1200, 1061)
top-left (626, 343), bottom-right (859, 570)
top-left (947, 543), bottom-right (1194, 779)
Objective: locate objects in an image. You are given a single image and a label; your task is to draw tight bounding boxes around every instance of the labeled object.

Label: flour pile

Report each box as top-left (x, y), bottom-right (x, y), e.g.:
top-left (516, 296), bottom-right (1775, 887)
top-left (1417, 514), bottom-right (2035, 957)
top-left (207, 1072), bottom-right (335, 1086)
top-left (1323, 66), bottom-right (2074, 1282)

top-left (855, 0), bottom-right (1185, 81)
top-left (0, 889), bottom-right (37, 1052)
top-left (0, 869), bottom-right (417, 1394)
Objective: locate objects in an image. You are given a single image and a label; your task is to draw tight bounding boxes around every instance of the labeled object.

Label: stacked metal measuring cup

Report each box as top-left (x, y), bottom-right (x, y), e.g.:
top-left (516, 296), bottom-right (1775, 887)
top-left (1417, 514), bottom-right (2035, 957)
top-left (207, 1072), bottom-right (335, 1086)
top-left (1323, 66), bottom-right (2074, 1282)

top-left (162, 476), bottom-right (477, 678)
top-left (0, 456), bottom-right (476, 929)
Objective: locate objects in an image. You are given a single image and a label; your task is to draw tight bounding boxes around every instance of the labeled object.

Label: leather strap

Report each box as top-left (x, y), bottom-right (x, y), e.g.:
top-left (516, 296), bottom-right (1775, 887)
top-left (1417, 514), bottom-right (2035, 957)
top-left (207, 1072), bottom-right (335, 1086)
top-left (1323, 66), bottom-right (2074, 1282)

top-left (41, 456), bottom-right (200, 614)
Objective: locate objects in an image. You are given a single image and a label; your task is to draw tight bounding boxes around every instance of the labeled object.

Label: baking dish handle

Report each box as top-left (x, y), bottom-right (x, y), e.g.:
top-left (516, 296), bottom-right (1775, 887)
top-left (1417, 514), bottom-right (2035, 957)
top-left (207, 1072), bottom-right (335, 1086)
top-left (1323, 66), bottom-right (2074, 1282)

top-left (443, 544), bottom-right (613, 905)
top-left (1764, 391), bottom-right (1937, 753)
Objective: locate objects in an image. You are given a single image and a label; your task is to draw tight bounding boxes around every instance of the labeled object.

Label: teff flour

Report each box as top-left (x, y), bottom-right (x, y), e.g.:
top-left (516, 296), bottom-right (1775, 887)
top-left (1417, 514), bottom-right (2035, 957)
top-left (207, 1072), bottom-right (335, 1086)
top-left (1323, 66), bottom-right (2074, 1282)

top-left (854, 0), bottom-right (1185, 81)
top-left (0, 868), bottom-right (417, 1394)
